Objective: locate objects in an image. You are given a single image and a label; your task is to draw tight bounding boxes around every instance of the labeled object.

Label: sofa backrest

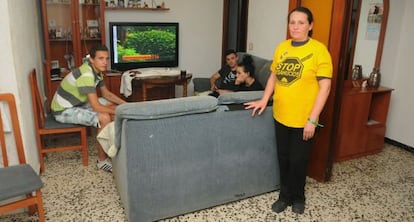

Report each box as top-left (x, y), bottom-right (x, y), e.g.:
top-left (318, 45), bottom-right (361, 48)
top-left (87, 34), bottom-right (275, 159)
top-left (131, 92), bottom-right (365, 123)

top-left (114, 96), bottom-right (219, 148)
top-left (237, 52), bottom-right (272, 88)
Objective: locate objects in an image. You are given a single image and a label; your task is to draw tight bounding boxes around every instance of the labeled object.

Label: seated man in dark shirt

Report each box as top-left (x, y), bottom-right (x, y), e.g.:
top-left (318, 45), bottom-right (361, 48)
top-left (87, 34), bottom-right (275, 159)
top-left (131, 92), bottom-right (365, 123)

top-left (209, 49), bottom-right (239, 92)
top-left (209, 54), bottom-right (263, 97)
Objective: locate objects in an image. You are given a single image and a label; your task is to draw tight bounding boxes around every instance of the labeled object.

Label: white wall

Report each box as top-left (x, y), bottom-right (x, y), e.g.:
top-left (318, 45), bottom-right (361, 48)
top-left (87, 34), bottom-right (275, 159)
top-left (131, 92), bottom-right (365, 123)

top-left (353, 0), bottom-right (383, 77)
top-left (0, 0), bottom-right (43, 171)
top-left (105, 0), bottom-right (223, 78)
top-left (381, 0), bottom-right (414, 147)
top-left (246, 0), bottom-right (289, 59)
top-left (105, 0), bottom-right (223, 96)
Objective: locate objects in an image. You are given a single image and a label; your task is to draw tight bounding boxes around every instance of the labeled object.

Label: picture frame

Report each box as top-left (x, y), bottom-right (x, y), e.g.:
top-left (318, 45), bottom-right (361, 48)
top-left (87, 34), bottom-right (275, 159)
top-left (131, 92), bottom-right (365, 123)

top-left (51, 60), bottom-right (60, 69)
top-left (87, 20), bottom-right (99, 28)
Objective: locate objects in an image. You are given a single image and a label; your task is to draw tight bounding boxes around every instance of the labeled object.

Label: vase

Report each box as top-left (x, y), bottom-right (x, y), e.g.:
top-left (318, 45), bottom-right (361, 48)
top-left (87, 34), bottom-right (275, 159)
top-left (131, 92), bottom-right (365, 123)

top-left (368, 67), bottom-right (381, 88)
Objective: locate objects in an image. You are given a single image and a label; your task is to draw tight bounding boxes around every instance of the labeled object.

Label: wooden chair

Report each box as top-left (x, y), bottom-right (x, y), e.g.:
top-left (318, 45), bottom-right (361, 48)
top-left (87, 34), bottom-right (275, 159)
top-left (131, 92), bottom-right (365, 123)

top-left (29, 69), bottom-right (88, 173)
top-left (0, 93), bottom-right (45, 221)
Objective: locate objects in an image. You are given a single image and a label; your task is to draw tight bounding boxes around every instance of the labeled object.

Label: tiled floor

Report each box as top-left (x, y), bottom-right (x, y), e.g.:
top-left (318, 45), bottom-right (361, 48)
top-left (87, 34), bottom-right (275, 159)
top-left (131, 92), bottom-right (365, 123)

top-left (1, 137), bottom-right (413, 222)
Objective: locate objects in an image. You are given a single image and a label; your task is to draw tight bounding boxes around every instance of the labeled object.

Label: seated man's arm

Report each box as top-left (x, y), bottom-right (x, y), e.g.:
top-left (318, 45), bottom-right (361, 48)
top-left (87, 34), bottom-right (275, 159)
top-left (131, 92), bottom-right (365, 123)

top-left (100, 85), bottom-right (127, 105)
top-left (87, 92), bottom-right (117, 115)
top-left (215, 89), bottom-right (233, 95)
top-left (210, 72), bottom-right (221, 91)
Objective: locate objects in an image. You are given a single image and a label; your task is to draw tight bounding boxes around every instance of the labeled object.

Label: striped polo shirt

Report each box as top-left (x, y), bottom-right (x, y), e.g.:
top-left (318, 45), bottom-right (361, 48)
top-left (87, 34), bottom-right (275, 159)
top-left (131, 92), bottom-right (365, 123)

top-left (51, 63), bottom-right (105, 115)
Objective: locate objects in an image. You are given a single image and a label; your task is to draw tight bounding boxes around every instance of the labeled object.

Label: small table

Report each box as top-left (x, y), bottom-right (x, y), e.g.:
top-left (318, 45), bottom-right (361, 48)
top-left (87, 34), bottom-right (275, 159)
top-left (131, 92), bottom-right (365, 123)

top-left (136, 73), bottom-right (193, 101)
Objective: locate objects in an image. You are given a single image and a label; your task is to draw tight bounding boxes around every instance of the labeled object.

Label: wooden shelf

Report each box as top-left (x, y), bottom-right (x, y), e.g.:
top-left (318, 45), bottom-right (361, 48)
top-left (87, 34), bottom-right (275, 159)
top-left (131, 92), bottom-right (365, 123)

top-left (41, 0), bottom-right (106, 105)
top-left (49, 38), bottom-right (73, 42)
top-left (105, 7), bottom-right (169, 11)
top-left (81, 3), bottom-right (100, 6)
top-left (46, 2), bottom-right (71, 6)
top-left (81, 38), bottom-right (102, 41)
top-left (334, 84), bottom-right (393, 162)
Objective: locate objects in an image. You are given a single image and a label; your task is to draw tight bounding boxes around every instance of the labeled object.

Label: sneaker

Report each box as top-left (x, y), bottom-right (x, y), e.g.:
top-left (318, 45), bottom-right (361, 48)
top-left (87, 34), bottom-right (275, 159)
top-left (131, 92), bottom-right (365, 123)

top-left (271, 200), bottom-right (289, 213)
top-left (292, 201), bottom-right (305, 214)
top-left (97, 158), bottom-right (112, 172)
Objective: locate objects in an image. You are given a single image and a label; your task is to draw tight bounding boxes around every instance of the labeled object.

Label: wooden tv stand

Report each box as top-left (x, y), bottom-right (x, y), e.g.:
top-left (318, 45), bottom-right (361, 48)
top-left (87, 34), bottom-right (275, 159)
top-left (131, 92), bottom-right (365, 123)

top-left (334, 83), bottom-right (393, 162)
top-left (104, 72), bottom-right (192, 102)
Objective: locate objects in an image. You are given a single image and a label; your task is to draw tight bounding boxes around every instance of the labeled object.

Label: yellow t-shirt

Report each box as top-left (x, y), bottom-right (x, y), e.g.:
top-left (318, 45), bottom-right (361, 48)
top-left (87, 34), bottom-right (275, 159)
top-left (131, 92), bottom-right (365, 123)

top-left (270, 38), bottom-right (333, 128)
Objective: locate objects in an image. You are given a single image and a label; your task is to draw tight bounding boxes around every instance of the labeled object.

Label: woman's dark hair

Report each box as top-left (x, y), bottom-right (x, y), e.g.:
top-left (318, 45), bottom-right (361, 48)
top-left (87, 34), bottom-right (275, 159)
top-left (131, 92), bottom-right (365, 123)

top-left (288, 6), bottom-right (314, 37)
top-left (238, 55), bottom-right (255, 77)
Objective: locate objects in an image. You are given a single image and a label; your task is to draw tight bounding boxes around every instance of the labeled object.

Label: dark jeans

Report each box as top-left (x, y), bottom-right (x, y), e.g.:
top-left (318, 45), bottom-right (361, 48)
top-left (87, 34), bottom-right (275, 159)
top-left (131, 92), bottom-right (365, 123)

top-left (274, 120), bottom-right (313, 204)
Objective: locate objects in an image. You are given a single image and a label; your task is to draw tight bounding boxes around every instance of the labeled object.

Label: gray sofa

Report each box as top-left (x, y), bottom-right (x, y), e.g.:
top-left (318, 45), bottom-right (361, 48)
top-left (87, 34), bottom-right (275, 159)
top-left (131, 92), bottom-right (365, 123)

top-left (193, 52), bottom-right (273, 94)
top-left (113, 94), bottom-right (279, 221)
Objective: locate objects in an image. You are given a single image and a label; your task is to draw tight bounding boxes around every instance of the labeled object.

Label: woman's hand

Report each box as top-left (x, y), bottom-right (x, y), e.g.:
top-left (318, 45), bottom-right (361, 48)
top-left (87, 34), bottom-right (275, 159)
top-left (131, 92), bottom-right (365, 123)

top-left (303, 121), bottom-right (316, 141)
top-left (244, 99), bottom-right (268, 116)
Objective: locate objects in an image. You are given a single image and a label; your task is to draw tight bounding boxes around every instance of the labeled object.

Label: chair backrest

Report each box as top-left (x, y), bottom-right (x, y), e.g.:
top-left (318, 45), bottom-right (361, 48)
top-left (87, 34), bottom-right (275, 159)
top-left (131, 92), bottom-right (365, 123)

top-left (0, 93), bottom-right (27, 167)
top-left (29, 69), bottom-right (46, 130)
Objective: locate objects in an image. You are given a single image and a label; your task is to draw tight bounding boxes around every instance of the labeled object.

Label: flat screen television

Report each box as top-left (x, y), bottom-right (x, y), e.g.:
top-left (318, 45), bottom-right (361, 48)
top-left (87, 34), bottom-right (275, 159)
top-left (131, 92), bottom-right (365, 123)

top-left (109, 22), bottom-right (179, 71)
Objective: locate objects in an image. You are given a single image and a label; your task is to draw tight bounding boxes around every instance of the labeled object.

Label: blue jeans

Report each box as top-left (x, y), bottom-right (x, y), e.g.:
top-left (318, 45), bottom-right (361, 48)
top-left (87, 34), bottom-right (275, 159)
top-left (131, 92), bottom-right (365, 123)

top-left (54, 98), bottom-right (108, 128)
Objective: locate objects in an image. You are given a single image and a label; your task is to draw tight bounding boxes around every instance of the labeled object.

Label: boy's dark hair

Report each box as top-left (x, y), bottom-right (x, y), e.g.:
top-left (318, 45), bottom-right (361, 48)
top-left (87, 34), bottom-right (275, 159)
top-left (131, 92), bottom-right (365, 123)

top-left (89, 45), bottom-right (109, 58)
top-left (224, 49), bottom-right (237, 57)
top-left (238, 55), bottom-right (255, 77)
top-left (288, 7), bottom-right (314, 37)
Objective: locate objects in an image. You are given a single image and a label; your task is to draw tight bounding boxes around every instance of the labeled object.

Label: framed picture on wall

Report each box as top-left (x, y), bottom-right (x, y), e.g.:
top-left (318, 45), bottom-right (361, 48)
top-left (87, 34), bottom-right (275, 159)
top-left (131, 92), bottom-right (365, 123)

top-left (51, 60), bottom-right (60, 69)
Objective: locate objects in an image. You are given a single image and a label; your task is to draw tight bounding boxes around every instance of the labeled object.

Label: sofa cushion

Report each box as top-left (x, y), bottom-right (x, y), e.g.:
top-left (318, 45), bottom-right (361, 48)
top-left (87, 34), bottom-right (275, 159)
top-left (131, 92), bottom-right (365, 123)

top-left (257, 61), bottom-right (272, 87)
top-left (116, 96), bottom-right (218, 120)
top-left (217, 91), bottom-right (264, 105)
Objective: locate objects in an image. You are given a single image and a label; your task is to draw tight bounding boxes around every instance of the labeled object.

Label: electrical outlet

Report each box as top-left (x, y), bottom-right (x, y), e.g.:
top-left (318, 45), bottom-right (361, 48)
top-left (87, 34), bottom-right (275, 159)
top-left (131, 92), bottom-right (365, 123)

top-left (248, 42), bottom-right (253, 50)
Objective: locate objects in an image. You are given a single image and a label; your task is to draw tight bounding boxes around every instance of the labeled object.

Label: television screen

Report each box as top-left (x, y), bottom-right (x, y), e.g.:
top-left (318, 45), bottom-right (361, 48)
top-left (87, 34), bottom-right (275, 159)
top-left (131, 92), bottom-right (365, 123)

top-left (109, 22), bottom-right (179, 71)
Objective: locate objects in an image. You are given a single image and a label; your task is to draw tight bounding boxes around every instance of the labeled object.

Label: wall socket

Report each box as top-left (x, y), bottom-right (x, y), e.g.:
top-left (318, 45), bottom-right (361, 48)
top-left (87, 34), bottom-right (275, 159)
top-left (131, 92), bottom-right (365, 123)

top-left (248, 42), bottom-right (253, 50)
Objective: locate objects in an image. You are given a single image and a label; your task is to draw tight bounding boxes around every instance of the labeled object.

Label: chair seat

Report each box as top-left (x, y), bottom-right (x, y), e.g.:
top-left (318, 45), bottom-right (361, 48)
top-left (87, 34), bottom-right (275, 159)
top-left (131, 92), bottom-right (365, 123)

top-left (0, 164), bottom-right (43, 201)
top-left (44, 114), bottom-right (83, 129)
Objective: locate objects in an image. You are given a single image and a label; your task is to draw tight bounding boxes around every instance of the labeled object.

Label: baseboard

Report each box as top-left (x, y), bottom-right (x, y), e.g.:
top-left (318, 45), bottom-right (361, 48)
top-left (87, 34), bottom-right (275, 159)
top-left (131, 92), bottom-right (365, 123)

top-left (385, 137), bottom-right (414, 153)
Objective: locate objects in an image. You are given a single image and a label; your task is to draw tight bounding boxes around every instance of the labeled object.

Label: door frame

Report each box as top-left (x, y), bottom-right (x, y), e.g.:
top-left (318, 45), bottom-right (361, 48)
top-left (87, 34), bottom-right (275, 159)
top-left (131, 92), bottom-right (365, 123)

top-left (289, 0), bottom-right (349, 182)
top-left (221, 0), bottom-right (249, 66)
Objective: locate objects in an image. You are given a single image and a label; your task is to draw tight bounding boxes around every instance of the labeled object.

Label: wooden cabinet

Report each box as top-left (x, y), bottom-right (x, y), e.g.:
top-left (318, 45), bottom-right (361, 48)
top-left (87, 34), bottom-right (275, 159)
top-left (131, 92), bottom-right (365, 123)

top-left (103, 73), bottom-right (192, 102)
top-left (103, 73), bottom-right (124, 99)
top-left (40, 0), bottom-right (105, 103)
top-left (334, 83), bottom-right (393, 162)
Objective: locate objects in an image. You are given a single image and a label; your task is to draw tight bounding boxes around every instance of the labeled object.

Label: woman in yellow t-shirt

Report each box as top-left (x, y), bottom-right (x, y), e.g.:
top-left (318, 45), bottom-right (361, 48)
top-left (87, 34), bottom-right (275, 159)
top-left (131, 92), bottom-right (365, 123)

top-left (245, 7), bottom-right (332, 214)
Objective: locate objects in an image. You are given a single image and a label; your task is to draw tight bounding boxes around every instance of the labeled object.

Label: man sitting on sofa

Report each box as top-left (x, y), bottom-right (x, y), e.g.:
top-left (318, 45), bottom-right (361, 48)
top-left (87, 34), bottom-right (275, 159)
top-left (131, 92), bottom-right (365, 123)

top-left (209, 54), bottom-right (263, 97)
top-left (206, 49), bottom-right (239, 96)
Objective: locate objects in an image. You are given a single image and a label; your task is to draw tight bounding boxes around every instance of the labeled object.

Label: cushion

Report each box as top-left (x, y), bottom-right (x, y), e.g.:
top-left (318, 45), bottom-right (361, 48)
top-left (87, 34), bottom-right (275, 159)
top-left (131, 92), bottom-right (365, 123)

top-left (217, 91), bottom-right (264, 105)
top-left (0, 164), bottom-right (43, 200)
top-left (257, 61), bottom-right (272, 87)
top-left (115, 96), bottom-right (218, 120)
top-left (44, 114), bottom-right (84, 129)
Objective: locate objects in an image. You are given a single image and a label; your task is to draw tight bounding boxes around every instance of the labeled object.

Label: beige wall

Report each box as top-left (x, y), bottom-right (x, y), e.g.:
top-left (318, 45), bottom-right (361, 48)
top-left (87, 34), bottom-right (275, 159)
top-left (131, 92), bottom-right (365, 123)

top-left (381, 0), bottom-right (414, 147)
top-left (105, 0), bottom-right (223, 78)
top-left (0, 0), bottom-right (43, 171)
top-left (105, 0), bottom-right (223, 95)
top-left (246, 0), bottom-right (289, 59)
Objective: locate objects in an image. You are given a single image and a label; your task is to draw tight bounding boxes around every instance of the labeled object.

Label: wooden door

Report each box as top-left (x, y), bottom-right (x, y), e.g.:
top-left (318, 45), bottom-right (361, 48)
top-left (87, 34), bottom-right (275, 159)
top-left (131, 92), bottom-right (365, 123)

top-left (288, 0), bottom-right (349, 181)
top-left (222, 0), bottom-right (249, 65)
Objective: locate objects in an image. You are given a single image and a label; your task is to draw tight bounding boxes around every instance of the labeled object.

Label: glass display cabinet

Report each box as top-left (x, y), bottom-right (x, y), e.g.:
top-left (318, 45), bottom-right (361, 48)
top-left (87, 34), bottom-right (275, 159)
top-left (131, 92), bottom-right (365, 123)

top-left (40, 0), bottom-right (105, 104)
